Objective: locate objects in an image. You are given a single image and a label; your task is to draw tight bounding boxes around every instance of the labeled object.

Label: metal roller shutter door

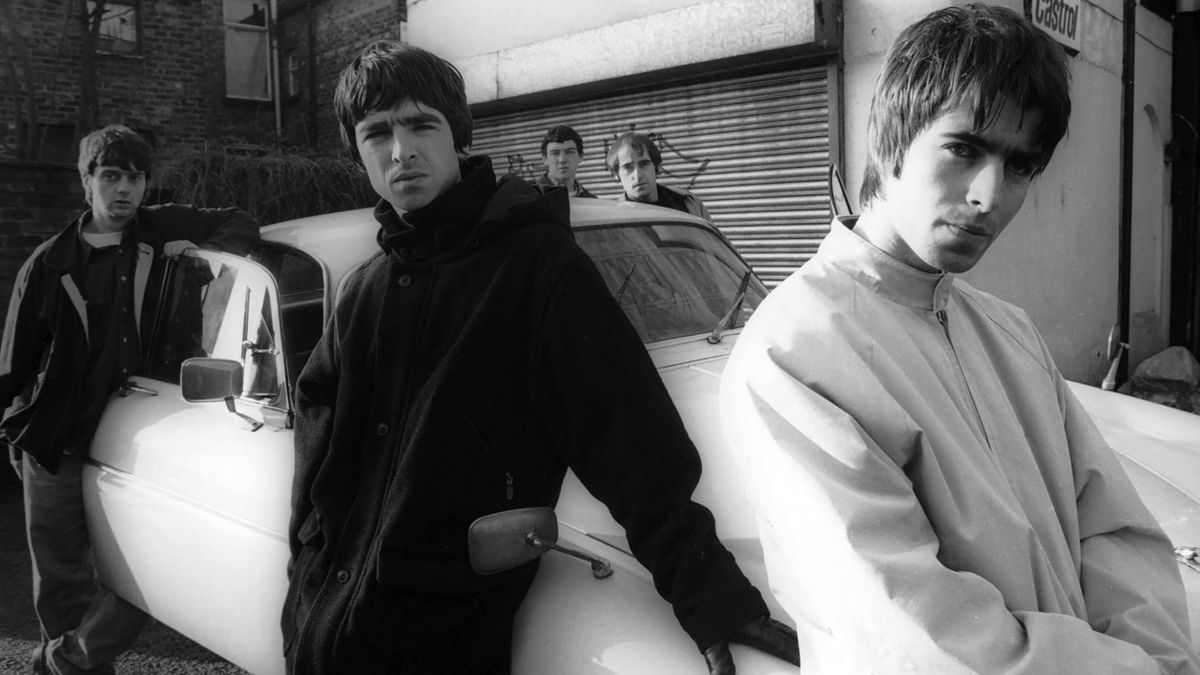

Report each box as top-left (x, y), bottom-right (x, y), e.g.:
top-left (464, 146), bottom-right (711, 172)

top-left (470, 65), bottom-right (833, 287)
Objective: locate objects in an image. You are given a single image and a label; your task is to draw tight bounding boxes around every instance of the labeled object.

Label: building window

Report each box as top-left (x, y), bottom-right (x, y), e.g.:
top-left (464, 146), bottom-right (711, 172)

top-left (88, 0), bottom-right (139, 54)
top-left (285, 50), bottom-right (301, 98)
top-left (224, 0), bottom-right (271, 101)
top-left (17, 123), bottom-right (78, 163)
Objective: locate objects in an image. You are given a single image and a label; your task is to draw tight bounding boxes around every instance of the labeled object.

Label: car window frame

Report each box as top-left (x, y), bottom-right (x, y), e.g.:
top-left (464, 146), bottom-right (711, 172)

top-left (139, 249), bottom-right (294, 417)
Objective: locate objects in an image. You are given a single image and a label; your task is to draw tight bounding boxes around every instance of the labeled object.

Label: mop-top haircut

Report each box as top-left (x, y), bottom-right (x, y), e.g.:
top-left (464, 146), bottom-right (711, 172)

top-left (860, 4), bottom-right (1071, 206)
top-left (334, 41), bottom-right (473, 161)
top-left (606, 132), bottom-right (662, 176)
top-left (77, 125), bottom-right (154, 204)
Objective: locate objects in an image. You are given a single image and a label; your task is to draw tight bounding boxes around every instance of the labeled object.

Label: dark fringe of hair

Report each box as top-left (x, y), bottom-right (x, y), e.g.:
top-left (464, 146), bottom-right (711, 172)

top-left (860, 4), bottom-right (1071, 206)
top-left (333, 41), bottom-right (472, 162)
top-left (606, 132), bottom-right (662, 176)
top-left (540, 124), bottom-right (585, 156)
top-left (78, 124), bottom-right (155, 181)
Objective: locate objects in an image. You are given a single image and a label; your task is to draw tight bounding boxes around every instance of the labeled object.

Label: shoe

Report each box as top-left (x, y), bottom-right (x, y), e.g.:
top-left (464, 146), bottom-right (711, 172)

top-left (30, 644), bottom-right (46, 675)
top-left (29, 640), bottom-right (117, 675)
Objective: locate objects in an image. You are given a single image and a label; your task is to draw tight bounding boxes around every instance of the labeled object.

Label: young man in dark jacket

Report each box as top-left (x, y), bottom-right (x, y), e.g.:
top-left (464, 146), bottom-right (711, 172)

top-left (0, 124), bottom-right (260, 674)
top-left (532, 124), bottom-right (597, 198)
top-left (282, 41), bottom-right (797, 674)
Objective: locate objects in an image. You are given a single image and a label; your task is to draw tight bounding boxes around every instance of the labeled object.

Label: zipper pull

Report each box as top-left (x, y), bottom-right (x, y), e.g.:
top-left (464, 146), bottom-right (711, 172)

top-left (505, 473), bottom-right (514, 501)
top-left (936, 309), bottom-right (947, 326)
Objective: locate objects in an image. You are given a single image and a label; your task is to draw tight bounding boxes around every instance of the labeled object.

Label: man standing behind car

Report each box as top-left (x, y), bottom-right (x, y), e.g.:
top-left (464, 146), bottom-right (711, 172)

top-left (283, 41), bottom-right (797, 674)
top-left (721, 5), bottom-right (1200, 674)
top-left (531, 124), bottom-right (597, 198)
top-left (608, 131), bottom-right (712, 220)
top-left (1, 124), bottom-right (260, 675)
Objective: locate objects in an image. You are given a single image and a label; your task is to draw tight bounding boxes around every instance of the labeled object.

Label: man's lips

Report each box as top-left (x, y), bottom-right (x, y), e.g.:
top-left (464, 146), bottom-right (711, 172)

top-left (945, 221), bottom-right (989, 238)
top-left (390, 172), bottom-right (425, 184)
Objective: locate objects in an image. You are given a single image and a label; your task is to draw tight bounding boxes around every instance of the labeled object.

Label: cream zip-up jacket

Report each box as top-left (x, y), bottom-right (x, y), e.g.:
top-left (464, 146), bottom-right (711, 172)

top-left (721, 217), bottom-right (1199, 674)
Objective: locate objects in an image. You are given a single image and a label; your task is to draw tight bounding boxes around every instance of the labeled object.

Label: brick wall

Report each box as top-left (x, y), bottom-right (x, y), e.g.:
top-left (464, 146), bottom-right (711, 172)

top-left (1, 0), bottom-right (282, 164)
top-left (3, 0), bottom-right (406, 164)
top-left (278, 0), bottom-right (406, 154)
top-left (0, 161), bottom-right (85, 306)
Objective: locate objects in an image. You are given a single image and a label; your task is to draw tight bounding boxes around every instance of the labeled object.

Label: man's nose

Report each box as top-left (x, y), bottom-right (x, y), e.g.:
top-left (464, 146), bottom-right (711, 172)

top-left (967, 159), bottom-right (1004, 213)
top-left (390, 131), bottom-right (416, 162)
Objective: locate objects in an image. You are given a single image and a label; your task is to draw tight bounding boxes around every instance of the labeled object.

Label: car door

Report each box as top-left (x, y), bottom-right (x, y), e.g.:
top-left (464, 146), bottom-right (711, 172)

top-left (85, 249), bottom-right (309, 675)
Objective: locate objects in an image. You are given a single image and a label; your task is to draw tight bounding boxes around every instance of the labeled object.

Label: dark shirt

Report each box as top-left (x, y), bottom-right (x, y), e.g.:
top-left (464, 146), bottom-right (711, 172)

top-left (652, 185), bottom-right (690, 212)
top-left (532, 172), bottom-right (596, 198)
top-left (68, 230), bottom-right (142, 454)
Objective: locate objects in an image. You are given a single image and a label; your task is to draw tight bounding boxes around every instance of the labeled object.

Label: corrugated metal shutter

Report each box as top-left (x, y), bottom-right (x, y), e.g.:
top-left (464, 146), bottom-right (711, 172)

top-left (470, 65), bottom-right (833, 286)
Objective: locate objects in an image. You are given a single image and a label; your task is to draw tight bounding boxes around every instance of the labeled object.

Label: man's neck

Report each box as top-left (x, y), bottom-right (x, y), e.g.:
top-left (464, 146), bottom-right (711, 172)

top-left (853, 207), bottom-right (940, 274)
top-left (83, 211), bottom-right (133, 235)
top-left (631, 186), bottom-right (659, 204)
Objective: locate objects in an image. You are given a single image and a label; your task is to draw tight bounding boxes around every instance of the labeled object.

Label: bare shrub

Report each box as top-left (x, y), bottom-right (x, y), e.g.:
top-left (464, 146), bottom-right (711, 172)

top-left (152, 143), bottom-right (376, 226)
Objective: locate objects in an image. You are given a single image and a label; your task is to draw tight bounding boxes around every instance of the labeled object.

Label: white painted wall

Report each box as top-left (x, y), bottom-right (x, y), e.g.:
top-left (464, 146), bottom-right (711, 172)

top-left (407, 0), bottom-right (814, 103)
top-left (1128, 5), bottom-right (1174, 373)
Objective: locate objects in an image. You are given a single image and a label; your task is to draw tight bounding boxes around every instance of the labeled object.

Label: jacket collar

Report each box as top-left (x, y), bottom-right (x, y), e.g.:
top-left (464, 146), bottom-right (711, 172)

top-left (617, 183), bottom-right (687, 206)
top-left (43, 211), bottom-right (129, 271)
top-left (820, 216), bottom-right (954, 311)
top-left (534, 172), bottom-right (587, 198)
top-left (375, 155), bottom-right (569, 262)
top-left (375, 156), bottom-right (497, 261)
top-left (43, 207), bottom-right (174, 272)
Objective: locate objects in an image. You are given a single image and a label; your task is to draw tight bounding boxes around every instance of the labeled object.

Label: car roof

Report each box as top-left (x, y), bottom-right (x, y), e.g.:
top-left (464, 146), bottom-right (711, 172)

top-left (259, 197), bottom-right (717, 292)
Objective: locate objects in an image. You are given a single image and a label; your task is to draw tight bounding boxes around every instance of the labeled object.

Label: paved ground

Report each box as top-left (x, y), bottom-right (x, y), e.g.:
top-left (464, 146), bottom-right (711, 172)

top-left (0, 475), bottom-right (249, 674)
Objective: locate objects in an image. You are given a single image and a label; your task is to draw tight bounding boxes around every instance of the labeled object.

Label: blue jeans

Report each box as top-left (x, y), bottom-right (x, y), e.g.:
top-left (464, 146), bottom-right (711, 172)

top-left (22, 451), bottom-right (148, 674)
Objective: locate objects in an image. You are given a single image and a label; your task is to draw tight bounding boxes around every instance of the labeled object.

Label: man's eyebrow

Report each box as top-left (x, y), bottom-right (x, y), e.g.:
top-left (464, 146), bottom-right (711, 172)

top-left (942, 130), bottom-right (1042, 163)
top-left (357, 112), bottom-right (443, 135)
top-left (100, 168), bottom-right (145, 176)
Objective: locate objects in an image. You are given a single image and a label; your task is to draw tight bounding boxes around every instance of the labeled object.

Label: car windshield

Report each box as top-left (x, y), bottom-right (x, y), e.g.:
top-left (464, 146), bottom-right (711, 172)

top-left (575, 222), bottom-right (767, 343)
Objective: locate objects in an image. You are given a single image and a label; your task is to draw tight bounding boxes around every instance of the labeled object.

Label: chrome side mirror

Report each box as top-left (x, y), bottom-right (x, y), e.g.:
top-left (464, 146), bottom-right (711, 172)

top-left (468, 507), bottom-right (612, 579)
top-left (180, 358), bottom-right (263, 431)
top-left (181, 357), bottom-right (242, 401)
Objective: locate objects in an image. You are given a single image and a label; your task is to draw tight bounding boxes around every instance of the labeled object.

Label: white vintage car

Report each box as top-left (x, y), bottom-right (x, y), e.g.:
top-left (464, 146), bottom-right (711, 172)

top-left (83, 198), bottom-right (1200, 675)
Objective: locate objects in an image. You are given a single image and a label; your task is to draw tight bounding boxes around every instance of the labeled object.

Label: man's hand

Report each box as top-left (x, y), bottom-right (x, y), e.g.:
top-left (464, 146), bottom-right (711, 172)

top-left (163, 239), bottom-right (198, 258)
top-left (703, 615), bottom-right (800, 674)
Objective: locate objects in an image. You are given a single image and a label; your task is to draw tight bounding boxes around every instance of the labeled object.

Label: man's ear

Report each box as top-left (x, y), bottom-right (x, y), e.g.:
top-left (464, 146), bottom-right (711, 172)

top-left (80, 174), bottom-right (93, 205)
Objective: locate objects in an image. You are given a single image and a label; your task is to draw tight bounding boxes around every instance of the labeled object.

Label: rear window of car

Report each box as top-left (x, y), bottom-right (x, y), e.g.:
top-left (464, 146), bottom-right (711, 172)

top-left (575, 222), bottom-right (767, 343)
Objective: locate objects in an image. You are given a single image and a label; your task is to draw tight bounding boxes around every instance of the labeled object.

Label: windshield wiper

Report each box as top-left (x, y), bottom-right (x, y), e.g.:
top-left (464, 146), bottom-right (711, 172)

top-left (614, 262), bottom-right (637, 305)
top-left (707, 270), bottom-right (752, 344)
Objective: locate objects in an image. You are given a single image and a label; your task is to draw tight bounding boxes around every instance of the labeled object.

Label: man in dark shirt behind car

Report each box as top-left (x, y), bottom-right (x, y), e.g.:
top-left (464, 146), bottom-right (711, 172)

top-left (608, 131), bottom-right (712, 220)
top-left (531, 124), bottom-right (597, 198)
top-left (281, 41), bottom-right (798, 674)
top-left (1, 124), bottom-right (260, 675)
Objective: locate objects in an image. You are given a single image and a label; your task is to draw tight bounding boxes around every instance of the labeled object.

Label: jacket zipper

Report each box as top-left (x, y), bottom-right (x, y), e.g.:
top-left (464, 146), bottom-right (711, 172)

top-left (935, 309), bottom-right (992, 450)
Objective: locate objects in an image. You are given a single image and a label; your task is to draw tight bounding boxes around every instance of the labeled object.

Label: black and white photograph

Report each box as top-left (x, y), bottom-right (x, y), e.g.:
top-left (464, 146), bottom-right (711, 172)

top-left (1, 0), bottom-right (1199, 673)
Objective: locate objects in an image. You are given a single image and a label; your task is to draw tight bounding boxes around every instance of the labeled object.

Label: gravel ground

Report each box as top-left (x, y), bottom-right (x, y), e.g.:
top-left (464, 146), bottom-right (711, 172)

top-left (0, 475), bottom-right (250, 674)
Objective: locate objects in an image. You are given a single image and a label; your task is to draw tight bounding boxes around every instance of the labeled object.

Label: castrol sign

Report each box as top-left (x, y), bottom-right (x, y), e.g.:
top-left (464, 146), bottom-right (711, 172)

top-left (1029, 0), bottom-right (1082, 52)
